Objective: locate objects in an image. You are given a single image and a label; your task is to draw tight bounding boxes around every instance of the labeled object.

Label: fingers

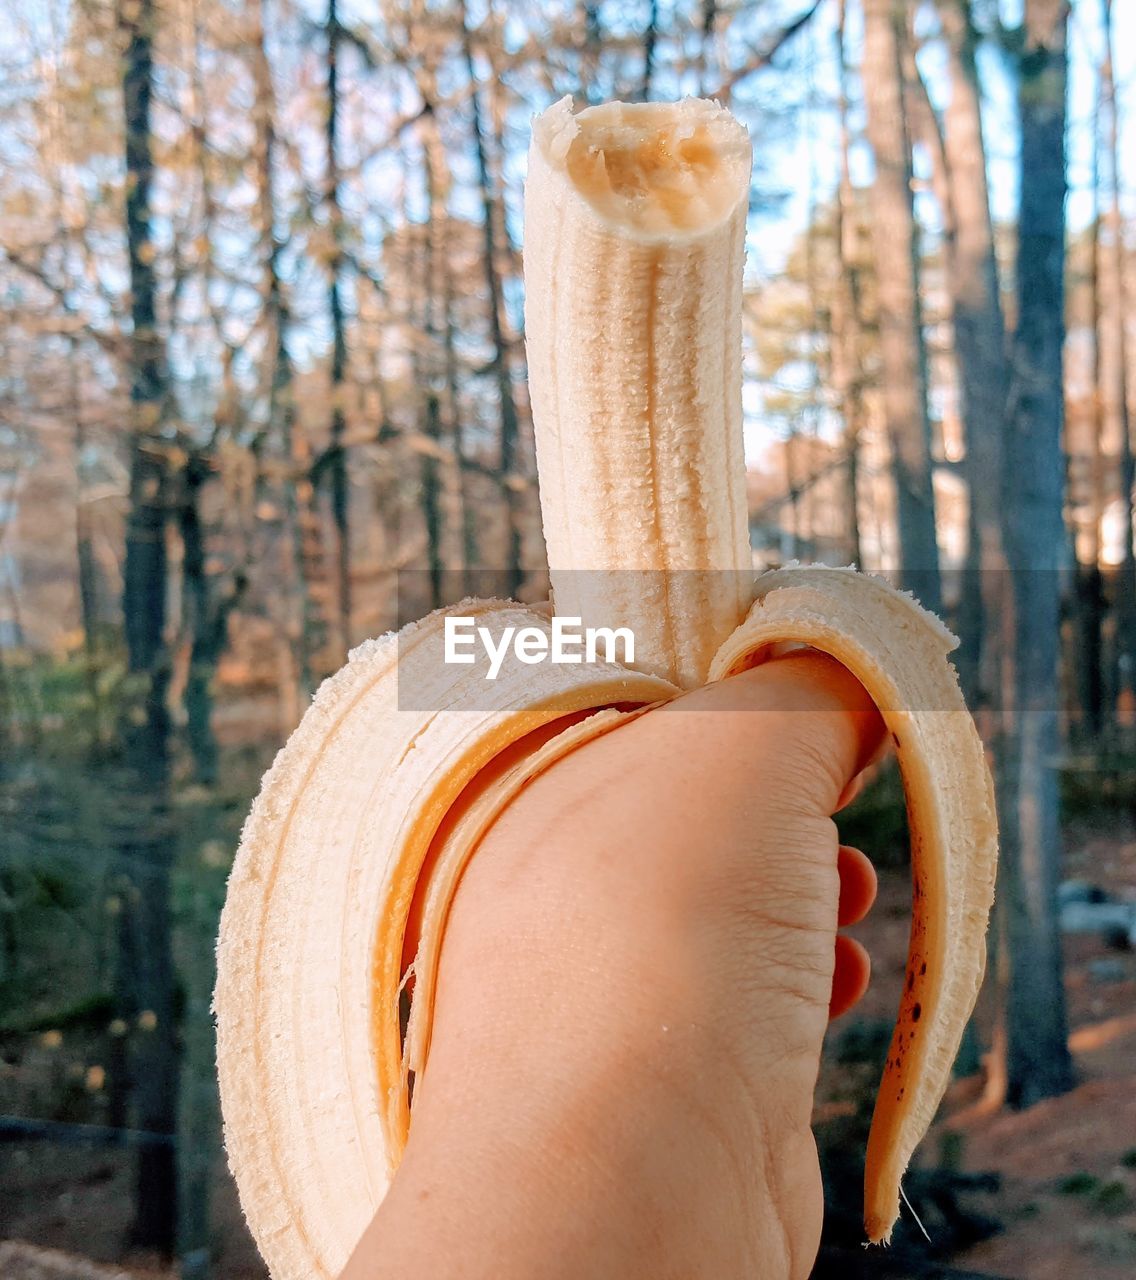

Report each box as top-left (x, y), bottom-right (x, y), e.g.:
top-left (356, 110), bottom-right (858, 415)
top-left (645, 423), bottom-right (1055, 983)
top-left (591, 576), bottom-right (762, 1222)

top-left (829, 935), bottom-right (871, 1020)
top-left (758, 652), bottom-right (887, 813)
top-left (830, 845), bottom-right (875, 1019)
top-left (835, 770), bottom-right (866, 812)
top-left (837, 845), bottom-right (876, 927)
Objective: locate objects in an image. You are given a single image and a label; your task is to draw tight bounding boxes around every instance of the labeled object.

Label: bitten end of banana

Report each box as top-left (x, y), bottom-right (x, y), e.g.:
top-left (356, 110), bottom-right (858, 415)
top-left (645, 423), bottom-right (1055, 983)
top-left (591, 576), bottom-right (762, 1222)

top-left (532, 95), bottom-right (752, 241)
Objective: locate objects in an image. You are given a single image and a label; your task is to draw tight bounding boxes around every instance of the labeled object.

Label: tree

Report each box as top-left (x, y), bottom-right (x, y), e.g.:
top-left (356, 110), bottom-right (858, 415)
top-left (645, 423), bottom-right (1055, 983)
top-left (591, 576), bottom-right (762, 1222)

top-left (999, 0), bottom-right (1075, 1108)
top-left (324, 0), bottom-right (351, 657)
top-left (415, 53), bottom-right (467, 605)
top-left (928, 0), bottom-right (1009, 719)
top-left (1079, 48), bottom-right (1107, 739)
top-left (832, 0), bottom-right (865, 567)
top-left (902, 0), bottom-right (1010, 1080)
top-left (462, 3), bottom-right (526, 594)
top-left (116, 0), bottom-right (180, 1249)
top-left (1101, 0), bottom-right (1136, 722)
top-left (38, 52), bottom-right (104, 690)
top-left (250, 0), bottom-right (320, 705)
top-left (861, 0), bottom-right (941, 613)
top-left (639, 0), bottom-right (660, 101)
top-left (176, 2), bottom-right (245, 787)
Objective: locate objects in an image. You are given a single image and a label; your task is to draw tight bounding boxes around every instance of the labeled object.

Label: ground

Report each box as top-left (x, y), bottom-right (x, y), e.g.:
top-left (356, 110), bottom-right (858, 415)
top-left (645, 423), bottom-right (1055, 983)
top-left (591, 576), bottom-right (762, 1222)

top-left (944, 819), bottom-right (1136, 1279)
top-left (815, 807), bottom-right (1136, 1279)
top-left (2, 767), bottom-right (1134, 1279)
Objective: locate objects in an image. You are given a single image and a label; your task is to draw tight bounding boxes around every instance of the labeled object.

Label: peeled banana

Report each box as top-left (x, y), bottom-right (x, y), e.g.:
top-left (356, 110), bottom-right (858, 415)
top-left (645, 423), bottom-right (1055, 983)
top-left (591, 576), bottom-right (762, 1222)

top-left (215, 97), bottom-right (997, 1277)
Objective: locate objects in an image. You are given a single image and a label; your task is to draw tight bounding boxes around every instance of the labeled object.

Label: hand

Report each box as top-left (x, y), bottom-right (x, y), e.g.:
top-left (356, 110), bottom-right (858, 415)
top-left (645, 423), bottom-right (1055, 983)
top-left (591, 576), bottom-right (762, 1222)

top-left (342, 652), bottom-right (885, 1280)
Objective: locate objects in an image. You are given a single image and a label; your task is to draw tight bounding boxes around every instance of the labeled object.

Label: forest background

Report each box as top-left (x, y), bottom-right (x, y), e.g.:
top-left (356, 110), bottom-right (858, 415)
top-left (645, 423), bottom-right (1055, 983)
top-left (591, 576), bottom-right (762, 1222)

top-left (2, 0), bottom-right (1135, 1276)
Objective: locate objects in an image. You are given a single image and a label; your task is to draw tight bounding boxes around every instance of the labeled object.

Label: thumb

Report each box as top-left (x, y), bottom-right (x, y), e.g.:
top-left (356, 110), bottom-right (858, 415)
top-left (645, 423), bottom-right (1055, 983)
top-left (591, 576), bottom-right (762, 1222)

top-left (635, 652), bottom-right (886, 1070)
top-left (651, 649), bottom-right (886, 822)
top-left (718, 650), bottom-right (885, 813)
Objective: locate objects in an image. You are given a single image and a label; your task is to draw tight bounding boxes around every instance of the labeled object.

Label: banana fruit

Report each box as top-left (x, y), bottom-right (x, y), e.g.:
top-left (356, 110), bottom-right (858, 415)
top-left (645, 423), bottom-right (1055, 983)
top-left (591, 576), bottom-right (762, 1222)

top-left (215, 97), bottom-right (997, 1277)
top-left (524, 98), bottom-right (753, 688)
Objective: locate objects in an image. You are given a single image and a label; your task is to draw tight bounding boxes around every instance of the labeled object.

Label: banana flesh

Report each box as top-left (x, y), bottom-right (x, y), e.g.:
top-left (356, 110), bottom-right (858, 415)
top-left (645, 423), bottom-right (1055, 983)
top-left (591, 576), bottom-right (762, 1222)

top-left (215, 98), bottom-right (997, 1276)
top-left (524, 97), bottom-right (754, 688)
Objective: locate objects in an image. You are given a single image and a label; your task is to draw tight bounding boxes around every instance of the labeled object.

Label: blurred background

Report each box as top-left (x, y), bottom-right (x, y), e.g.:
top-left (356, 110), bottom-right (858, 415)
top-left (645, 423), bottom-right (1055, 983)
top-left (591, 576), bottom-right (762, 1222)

top-left (1, 0), bottom-right (1134, 1276)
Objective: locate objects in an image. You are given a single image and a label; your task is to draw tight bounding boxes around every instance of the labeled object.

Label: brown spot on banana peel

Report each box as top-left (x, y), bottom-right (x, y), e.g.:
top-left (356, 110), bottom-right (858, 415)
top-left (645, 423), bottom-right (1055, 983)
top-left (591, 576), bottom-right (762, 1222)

top-left (708, 565), bottom-right (998, 1246)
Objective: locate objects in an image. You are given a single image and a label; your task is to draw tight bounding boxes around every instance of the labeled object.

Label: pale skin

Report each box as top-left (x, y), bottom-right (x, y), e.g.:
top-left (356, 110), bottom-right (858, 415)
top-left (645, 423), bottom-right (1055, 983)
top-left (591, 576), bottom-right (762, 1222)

top-left (342, 652), bottom-right (885, 1280)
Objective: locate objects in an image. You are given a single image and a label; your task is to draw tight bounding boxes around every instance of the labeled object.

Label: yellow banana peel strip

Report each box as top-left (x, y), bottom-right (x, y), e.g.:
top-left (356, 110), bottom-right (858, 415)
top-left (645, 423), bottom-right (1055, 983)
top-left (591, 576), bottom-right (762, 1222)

top-left (711, 567), bottom-right (998, 1243)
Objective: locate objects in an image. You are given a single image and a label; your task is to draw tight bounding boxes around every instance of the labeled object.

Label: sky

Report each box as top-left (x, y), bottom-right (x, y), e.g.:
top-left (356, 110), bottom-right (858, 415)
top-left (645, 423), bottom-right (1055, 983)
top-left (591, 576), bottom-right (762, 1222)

top-left (1, 0), bottom-right (1132, 470)
top-left (2, 0), bottom-right (1131, 262)
top-left (743, 0), bottom-right (1135, 267)
top-left (734, 0), bottom-right (1135, 461)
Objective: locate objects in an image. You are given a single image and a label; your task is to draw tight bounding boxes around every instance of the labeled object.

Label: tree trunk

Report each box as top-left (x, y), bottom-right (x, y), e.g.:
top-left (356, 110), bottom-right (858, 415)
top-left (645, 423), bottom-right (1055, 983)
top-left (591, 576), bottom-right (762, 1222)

top-left (462, 6), bottom-right (525, 595)
top-left (861, 0), bottom-right (941, 612)
top-left (443, 258), bottom-right (477, 583)
top-left (698, 0), bottom-right (718, 94)
top-left (416, 80), bottom-right (466, 607)
top-left (639, 0), bottom-right (659, 101)
top-left (832, 0), bottom-right (864, 568)
top-left (72, 352), bottom-right (99, 664)
top-left (71, 339), bottom-right (105, 749)
top-left (1079, 51), bottom-right (1106, 740)
top-left (932, 0), bottom-right (1011, 720)
top-left (326, 0), bottom-right (351, 657)
top-left (914, 0), bottom-right (1012, 1079)
top-left (251, 0), bottom-right (318, 701)
top-left (179, 13), bottom-right (230, 789)
top-left (581, 2), bottom-right (602, 103)
top-left (117, 0), bottom-right (179, 1247)
top-left (1102, 0), bottom-right (1136, 726)
top-left (178, 457), bottom-right (243, 787)
top-left (1000, 0), bottom-right (1075, 1108)
top-left (179, 459), bottom-right (213, 784)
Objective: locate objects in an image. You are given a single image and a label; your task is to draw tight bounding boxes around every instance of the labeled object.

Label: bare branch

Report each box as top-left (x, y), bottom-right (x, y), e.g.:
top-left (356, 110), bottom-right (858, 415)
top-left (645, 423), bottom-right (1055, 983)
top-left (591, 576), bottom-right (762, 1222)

top-left (714, 0), bottom-right (824, 97)
top-left (0, 248), bottom-right (126, 361)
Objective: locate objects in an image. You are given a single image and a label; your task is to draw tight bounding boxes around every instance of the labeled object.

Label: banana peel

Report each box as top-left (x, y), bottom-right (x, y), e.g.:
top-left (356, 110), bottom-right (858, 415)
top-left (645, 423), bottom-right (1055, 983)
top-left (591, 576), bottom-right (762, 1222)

top-left (215, 97), bottom-right (997, 1278)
